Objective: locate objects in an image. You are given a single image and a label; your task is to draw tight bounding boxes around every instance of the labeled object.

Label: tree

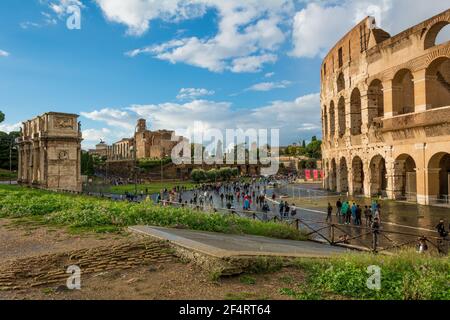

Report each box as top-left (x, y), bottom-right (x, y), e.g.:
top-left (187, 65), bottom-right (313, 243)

top-left (81, 152), bottom-right (95, 176)
top-left (0, 131), bottom-right (20, 171)
top-left (191, 169), bottom-right (206, 183)
top-left (305, 139), bottom-right (322, 159)
top-left (0, 111), bottom-right (4, 124)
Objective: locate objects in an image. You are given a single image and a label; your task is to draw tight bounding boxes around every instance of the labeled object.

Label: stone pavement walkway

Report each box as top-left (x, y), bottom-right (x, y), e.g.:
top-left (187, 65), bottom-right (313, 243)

top-left (129, 226), bottom-right (351, 259)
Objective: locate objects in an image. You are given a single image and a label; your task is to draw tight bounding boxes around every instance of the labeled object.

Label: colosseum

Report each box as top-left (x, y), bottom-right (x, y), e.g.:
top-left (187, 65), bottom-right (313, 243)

top-left (321, 9), bottom-right (450, 206)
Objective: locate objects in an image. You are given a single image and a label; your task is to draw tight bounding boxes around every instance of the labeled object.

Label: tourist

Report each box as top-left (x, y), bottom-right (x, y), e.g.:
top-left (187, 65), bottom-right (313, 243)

top-left (336, 199), bottom-right (342, 216)
top-left (371, 217), bottom-right (381, 251)
top-left (340, 201), bottom-right (349, 224)
top-left (351, 203), bottom-right (357, 225)
top-left (279, 201), bottom-right (285, 217)
top-left (284, 202), bottom-right (290, 218)
top-left (364, 205), bottom-right (372, 227)
top-left (356, 205), bottom-right (362, 226)
top-left (417, 237), bottom-right (429, 254)
top-left (291, 204), bottom-right (297, 217)
top-left (326, 203), bottom-right (333, 222)
top-left (436, 219), bottom-right (448, 238)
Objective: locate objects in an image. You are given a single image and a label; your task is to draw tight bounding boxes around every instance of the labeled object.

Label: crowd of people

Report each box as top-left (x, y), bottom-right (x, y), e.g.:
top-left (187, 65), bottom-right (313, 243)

top-left (328, 198), bottom-right (382, 227)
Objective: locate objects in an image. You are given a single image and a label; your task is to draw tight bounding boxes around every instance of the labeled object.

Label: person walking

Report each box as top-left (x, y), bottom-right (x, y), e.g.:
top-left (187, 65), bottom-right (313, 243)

top-left (336, 199), bottom-right (342, 216)
top-left (371, 217), bottom-right (381, 252)
top-left (326, 203), bottom-right (333, 222)
top-left (351, 203), bottom-right (357, 225)
top-left (436, 219), bottom-right (449, 238)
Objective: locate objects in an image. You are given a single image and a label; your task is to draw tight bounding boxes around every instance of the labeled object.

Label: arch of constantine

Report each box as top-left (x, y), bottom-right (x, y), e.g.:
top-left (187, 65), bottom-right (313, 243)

top-left (321, 9), bottom-right (450, 206)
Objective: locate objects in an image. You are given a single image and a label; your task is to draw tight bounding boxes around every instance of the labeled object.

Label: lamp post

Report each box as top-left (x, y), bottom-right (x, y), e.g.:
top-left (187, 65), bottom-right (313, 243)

top-left (9, 137), bottom-right (16, 185)
top-left (161, 154), bottom-right (168, 183)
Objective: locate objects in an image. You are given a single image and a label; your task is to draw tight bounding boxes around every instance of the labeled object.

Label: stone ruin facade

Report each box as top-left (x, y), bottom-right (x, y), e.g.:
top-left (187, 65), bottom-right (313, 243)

top-left (89, 119), bottom-right (181, 161)
top-left (321, 9), bottom-right (450, 206)
top-left (17, 112), bottom-right (82, 192)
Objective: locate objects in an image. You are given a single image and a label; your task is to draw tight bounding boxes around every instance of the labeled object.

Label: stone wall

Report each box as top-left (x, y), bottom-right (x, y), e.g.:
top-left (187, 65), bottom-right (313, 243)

top-left (0, 240), bottom-right (175, 291)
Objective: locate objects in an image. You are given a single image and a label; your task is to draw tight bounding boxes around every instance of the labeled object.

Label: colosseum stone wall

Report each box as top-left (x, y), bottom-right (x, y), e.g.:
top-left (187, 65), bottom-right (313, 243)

top-left (321, 9), bottom-right (450, 206)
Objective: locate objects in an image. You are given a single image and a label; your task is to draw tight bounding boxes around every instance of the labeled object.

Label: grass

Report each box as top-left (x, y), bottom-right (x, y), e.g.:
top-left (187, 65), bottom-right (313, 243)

top-left (0, 185), bottom-right (306, 241)
top-left (283, 251), bottom-right (450, 300)
top-left (108, 181), bottom-right (196, 195)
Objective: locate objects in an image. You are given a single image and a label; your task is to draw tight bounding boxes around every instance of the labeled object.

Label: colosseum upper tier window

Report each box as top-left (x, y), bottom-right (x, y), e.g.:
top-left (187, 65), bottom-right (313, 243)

top-left (337, 73), bottom-right (345, 92)
top-left (424, 21), bottom-right (450, 49)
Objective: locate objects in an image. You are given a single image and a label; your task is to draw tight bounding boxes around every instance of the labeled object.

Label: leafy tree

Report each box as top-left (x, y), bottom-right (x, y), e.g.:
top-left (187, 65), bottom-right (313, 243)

top-left (0, 131), bottom-right (20, 170)
top-left (305, 139), bottom-right (322, 159)
top-left (191, 169), bottom-right (206, 183)
top-left (0, 111), bottom-right (4, 124)
top-left (81, 151), bottom-right (95, 176)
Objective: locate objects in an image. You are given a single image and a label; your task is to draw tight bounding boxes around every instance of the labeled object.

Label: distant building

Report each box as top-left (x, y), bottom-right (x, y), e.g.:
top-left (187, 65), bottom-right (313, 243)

top-left (88, 140), bottom-right (108, 158)
top-left (16, 112), bottom-right (82, 192)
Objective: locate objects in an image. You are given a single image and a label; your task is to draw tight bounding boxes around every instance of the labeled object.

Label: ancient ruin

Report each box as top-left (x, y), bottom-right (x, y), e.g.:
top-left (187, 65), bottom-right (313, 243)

top-left (321, 9), bottom-right (450, 206)
top-left (16, 112), bottom-right (83, 192)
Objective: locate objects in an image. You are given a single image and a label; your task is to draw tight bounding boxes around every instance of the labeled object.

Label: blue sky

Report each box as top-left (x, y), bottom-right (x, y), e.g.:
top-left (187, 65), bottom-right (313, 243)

top-left (0, 0), bottom-right (449, 149)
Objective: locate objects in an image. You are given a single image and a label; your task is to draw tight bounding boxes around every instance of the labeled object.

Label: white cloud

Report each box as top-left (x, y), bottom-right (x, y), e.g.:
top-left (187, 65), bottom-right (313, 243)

top-left (81, 93), bottom-right (320, 146)
top-left (0, 122), bottom-right (21, 133)
top-left (115, 1), bottom-right (291, 73)
top-left (0, 50), bottom-right (9, 57)
top-left (176, 88), bottom-right (215, 100)
top-left (246, 80), bottom-right (292, 92)
top-left (48, 0), bottom-right (84, 18)
top-left (82, 128), bottom-right (111, 142)
top-left (291, 0), bottom-right (450, 58)
top-left (80, 108), bottom-right (137, 131)
top-left (264, 72), bottom-right (275, 78)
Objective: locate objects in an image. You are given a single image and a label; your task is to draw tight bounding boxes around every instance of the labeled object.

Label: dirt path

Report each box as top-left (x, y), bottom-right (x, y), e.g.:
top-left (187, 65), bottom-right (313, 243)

top-left (0, 218), bottom-right (132, 263)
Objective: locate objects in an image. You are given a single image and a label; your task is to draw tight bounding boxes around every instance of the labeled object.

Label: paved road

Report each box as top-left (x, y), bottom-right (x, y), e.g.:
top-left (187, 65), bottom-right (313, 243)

top-left (129, 225), bottom-right (350, 258)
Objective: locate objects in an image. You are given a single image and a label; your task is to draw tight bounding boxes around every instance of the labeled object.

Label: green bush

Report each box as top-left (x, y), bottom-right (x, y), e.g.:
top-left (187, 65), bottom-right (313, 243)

top-left (0, 186), bottom-right (305, 241)
top-left (293, 251), bottom-right (450, 300)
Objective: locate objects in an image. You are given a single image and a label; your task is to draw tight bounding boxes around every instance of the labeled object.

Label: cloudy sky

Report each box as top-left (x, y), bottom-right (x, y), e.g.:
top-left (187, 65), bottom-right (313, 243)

top-left (0, 0), bottom-right (449, 148)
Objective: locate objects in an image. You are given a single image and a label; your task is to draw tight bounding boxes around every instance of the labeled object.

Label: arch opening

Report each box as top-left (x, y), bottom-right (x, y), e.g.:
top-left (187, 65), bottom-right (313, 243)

top-left (323, 106), bottom-right (329, 137)
top-left (329, 101), bottom-right (336, 138)
top-left (425, 57), bottom-right (450, 110)
top-left (338, 97), bottom-right (346, 138)
top-left (337, 73), bottom-right (345, 92)
top-left (394, 154), bottom-right (417, 202)
top-left (425, 22), bottom-right (450, 49)
top-left (338, 157), bottom-right (348, 193)
top-left (329, 159), bottom-right (337, 191)
top-left (370, 155), bottom-right (387, 197)
top-left (350, 88), bottom-right (362, 135)
top-left (428, 152), bottom-right (450, 204)
top-left (352, 156), bottom-right (365, 195)
top-left (392, 69), bottom-right (415, 116)
top-left (368, 79), bottom-right (384, 125)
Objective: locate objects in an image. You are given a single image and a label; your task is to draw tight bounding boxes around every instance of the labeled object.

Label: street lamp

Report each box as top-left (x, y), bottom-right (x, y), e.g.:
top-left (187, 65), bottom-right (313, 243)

top-left (9, 137), bottom-right (17, 185)
top-left (161, 153), bottom-right (168, 183)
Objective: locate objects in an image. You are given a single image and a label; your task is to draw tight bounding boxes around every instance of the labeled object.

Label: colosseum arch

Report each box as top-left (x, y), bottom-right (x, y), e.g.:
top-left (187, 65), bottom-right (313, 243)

top-left (337, 72), bottom-right (345, 92)
top-left (424, 20), bottom-right (450, 49)
top-left (368, 79), bottom-right (384, 125)
top-left (337, 157), bottom-right (349, 193)
top-left (352, 156), bottom-right (365, 195)
top-left (393, 154), bottom-right (417, 201)
top-left (428, 152), bottom-right (450, 203)
top-left (350, 88), bottom-right (362, 135)
top-left (425, 56), bottom-right (450, 110)
top-left (392, 69), bottom-right (415, 115)
top-left (329, 100), bottom-right (336, 138)
top-left (337, 96), bottom-right (346, 137)
top-left (369, 155), bottom-right (387, 197)
top-left (329, 159), bottom-right (337, 191)
top-left (323, 105), bottom-right (329, 137)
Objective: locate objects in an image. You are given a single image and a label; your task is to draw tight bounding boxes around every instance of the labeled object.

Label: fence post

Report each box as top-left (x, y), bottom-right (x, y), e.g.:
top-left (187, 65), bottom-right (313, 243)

top-left (330, 224), bottom-right (335, 245)
top-left (253, 213), bottom-right (256, 220)
top-left (295, 219), bottom-right (299, 230)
